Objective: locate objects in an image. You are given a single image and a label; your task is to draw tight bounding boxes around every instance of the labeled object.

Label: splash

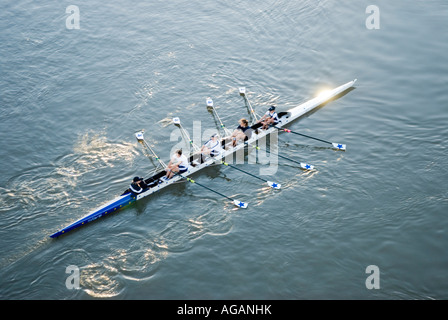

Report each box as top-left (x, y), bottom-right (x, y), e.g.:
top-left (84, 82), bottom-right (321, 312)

top-left (0, 131), bottom-right (140, 268)
top-left (1, 132), bottom-right (138, 212)
top-left (81, 262), bottom-right (124, 298)
top-left (72, 131), bottom-right (138, 169)
top-left (79, 234), bottom-right (167, 298)
top-left (78, 200), bottom-right (233, 298)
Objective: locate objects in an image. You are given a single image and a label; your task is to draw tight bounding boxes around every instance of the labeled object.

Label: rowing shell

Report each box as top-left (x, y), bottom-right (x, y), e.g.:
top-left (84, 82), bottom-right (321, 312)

top-left (49, 79), bottom-right (356, 238)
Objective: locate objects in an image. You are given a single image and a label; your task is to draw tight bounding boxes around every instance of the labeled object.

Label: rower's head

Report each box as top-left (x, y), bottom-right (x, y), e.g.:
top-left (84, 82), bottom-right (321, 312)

top-left (133, 176), bottom-right (141, 182)
top-left (210, 133), bottom-right (218, 140)
top-left (239, 118), bottom-right (248, 127)
top-left (176, 149), bottom-right (182, 156)
top-left (269, 106), bottom-right (275, 113)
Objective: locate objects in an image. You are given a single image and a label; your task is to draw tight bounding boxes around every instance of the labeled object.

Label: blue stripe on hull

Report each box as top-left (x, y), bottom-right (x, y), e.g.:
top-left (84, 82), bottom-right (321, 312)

top-left (50, 193), bottom-right (136, 238)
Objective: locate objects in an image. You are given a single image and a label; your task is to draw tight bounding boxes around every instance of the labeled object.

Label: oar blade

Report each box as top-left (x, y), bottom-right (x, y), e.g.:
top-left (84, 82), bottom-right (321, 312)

top-left (300, 163), bottom-right (315, 170)
top-left (206, 98), bottom-right (214, 107)
top-left (172, 117), bottom-right (181, 125)
top-left (135, 131), bottom-right (144, 141)
top-left (332, 143), bottom-right (346, 151)
top-left (233, 200), bottom-right (248, 209)
top-left (267, 181), bottom-right (281, 189)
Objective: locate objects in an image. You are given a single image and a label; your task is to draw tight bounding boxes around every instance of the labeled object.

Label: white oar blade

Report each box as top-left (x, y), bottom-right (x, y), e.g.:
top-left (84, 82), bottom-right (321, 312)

top-left (206, 98), bottom-right (213, 107)
top-left (332, 143), bottom-right (346, 151)
top-left (135, 131), bottom-right (144, 141)
top-left (300, 163), bottom-right (314, 170)
top-left (233, 200), bottom-right (248, 209)
top-left (267, 181), bottom-right (281, 189)
top-left (172, 117), bottom-right (181, 124)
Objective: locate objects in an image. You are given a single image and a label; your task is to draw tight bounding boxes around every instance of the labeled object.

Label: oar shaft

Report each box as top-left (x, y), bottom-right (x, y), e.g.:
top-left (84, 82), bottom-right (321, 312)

top-left (189, 178), bottom-right (235, 202)
top-left (222, 161), bottom-right (266, 183)
top-left (211, 107), bottom-right (232, 136)
top-left (136, 132), bottom-right (167, 168)
top-left (249, 143), bottom-right (303, 166)
top-left (241, 92), bottom-right (259, 123)
top-left (175, 172), bottom-right (235, 202)
top-left (275, 126), bottom-right (331, 145)
top-left (143, 141), bottom-right (167, 167)
top-left (206, 100), bottom-right (233, 137)
top-left (269, 149), bottom-right (302, 166)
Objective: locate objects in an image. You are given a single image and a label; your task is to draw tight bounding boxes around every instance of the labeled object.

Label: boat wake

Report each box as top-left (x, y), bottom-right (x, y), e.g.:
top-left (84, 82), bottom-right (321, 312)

top-left (0, 131), bottom-right (139, 268)
top-left (76, 198), bottom-right (233, 298)
top-left (71, 131), bottom-right (139, 171)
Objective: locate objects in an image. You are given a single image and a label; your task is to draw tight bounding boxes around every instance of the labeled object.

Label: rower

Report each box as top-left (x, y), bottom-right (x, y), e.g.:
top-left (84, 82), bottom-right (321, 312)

top-left (230, 118), bottom-right (250, 147)
top-left (201, 133), bottom-right (222, 160)
top-left (258, 106), bottom-right (279, 130)
top-left (129, 176), bottom-right (148, 194)
top-left (164, 149), bottom-right (189, 180)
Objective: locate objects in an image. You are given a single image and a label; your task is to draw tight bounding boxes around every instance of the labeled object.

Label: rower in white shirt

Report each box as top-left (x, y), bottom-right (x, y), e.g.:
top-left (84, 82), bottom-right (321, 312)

top-left (201, 133), bottom-right (222, 159)
top-left (164, 149), bottom-right (189, 180)
top-left (258, 106), bottom-right (279, 130)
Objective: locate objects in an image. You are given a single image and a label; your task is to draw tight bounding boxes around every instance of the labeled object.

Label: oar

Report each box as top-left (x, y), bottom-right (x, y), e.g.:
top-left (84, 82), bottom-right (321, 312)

top-left (173, 172), bottom-right (248, 209)
top-left (245, 142), bottom-right (315, 170)
top-left (206, 98), bottom-right (233, 137)
top-left (136, 131), bottom-right (247, 208)
top-left (239, 87), bottom-right (259, 124)
top-left (221, 161), bottom-right (281, 189)
top-left (172, 117), bottom-right (201, 153)
top-left (274, 126), bottom-right (346, 151)
top-left (135, 131), bottom-right (167, 169)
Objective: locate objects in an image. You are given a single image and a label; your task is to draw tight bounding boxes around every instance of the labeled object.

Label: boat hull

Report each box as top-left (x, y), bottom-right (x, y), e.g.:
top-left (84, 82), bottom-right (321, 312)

top-left (49, 193), bottom-right (136, 238)
top-left (50, 79), bottom-right (357, 238)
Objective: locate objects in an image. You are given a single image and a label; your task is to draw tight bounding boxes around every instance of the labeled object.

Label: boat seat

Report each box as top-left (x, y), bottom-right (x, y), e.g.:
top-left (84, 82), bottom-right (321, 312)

top-left (278, 111), bottom-right (288, 119)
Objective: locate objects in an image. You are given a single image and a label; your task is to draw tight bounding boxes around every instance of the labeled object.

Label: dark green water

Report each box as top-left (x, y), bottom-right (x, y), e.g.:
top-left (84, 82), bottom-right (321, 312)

top-left (0, 0), bottom-right (447, 299)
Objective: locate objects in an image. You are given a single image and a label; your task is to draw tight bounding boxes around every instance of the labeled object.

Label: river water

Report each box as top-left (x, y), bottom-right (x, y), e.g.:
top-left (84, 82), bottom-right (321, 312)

top-left (0, 0), bottom-right (447, 299)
